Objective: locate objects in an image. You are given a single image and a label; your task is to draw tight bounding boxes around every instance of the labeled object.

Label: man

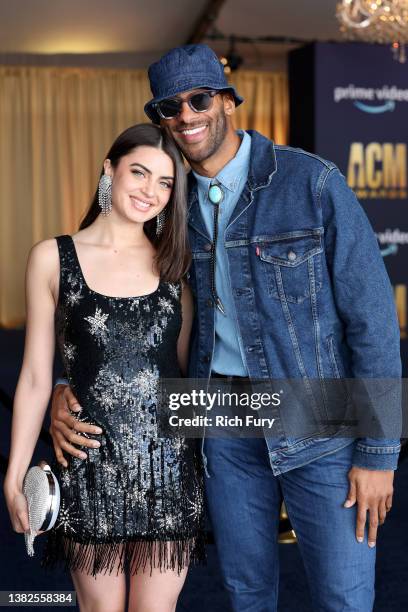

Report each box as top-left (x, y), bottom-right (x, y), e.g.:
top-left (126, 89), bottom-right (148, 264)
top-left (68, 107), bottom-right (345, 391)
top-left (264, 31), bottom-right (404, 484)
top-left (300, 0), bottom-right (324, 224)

top-left (51, 44), bottom-right (401, 611)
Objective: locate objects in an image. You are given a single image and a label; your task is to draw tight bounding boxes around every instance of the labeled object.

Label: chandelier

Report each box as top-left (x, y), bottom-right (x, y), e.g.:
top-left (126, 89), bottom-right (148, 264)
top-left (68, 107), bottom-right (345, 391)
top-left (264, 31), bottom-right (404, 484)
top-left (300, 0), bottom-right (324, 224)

top-left (336, 0), bottom-right (408, 62)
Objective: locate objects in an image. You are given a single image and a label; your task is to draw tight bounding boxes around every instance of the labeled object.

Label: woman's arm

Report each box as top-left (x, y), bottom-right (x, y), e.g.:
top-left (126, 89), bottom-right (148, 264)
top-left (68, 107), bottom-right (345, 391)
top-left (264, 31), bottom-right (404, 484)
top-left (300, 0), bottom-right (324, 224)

top-left (177, 281), bottom-right (194, 377)
top-left (3, 239), bottom-right (58, 532)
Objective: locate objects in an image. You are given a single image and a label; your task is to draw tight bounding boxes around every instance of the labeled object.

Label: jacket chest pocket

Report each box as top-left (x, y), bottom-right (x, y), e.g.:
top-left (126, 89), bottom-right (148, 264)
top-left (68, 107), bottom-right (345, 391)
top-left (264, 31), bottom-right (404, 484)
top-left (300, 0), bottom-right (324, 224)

top-left (258, 230), bottom-right (323, 304)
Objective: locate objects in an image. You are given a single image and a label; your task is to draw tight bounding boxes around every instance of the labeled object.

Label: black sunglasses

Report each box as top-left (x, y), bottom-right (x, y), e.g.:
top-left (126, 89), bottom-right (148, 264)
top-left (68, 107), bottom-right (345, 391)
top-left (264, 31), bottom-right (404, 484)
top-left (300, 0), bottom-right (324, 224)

top-left (154, 90), bottom-right (219, 120)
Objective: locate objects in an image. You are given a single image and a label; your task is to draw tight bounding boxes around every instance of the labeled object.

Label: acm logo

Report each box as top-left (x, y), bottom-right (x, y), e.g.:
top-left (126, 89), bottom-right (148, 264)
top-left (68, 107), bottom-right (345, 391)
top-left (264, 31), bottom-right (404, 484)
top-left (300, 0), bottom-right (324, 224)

top-left (345, 144), bottom-right (407, 338)
top-left (347, 143), bottom-right (407, 199)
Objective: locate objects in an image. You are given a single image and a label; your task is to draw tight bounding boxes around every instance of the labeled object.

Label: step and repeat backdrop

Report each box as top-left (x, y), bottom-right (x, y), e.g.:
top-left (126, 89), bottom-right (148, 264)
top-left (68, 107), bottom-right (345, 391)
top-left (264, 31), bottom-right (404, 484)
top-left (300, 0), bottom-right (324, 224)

top-left (290, 42), bottom-right (408, 373)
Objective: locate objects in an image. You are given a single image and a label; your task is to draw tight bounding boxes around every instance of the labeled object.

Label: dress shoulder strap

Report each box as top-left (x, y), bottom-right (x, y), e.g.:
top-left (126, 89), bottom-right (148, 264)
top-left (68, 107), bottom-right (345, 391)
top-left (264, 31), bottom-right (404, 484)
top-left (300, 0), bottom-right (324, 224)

top-left (55, 235), bottom-right (85, 304)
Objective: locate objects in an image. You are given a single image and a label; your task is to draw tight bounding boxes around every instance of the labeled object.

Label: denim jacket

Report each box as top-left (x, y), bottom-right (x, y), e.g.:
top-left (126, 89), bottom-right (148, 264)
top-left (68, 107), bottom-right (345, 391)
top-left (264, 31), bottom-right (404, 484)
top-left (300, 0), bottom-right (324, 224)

top-left (186, 130), bottom-right (401, 473)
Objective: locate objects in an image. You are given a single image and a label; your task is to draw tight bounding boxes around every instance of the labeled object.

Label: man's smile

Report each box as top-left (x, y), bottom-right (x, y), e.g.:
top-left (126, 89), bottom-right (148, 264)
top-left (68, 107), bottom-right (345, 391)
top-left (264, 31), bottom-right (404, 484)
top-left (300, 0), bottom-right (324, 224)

top-left (176, 124), bottom-right (208, 144)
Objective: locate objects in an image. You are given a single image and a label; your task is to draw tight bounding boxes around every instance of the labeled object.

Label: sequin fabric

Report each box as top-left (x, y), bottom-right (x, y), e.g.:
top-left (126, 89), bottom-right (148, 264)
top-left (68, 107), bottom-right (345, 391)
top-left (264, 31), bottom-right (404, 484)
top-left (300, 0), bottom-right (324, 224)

top-left (43, 235), bottom-right (205, 575)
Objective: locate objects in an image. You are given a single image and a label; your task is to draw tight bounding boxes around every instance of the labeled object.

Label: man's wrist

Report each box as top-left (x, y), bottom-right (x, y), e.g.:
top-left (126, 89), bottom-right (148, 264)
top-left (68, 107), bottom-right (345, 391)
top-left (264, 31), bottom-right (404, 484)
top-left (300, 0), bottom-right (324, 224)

top-left (54, 377), bottom-right (69, 388)
top-left (352, 445), bottom-right (400, 471)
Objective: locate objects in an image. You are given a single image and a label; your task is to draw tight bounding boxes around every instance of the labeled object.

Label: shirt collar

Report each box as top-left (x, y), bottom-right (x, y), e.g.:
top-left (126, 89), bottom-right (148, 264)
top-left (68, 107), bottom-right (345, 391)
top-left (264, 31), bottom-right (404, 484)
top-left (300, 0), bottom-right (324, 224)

top-left (192, 130), bottom-right (251, 195)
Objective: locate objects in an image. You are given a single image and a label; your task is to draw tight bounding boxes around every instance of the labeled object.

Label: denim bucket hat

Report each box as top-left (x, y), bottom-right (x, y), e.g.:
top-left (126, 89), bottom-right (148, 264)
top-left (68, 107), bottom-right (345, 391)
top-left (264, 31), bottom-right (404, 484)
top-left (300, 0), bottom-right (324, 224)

top-left (144, 44), bottom-right (244, 124)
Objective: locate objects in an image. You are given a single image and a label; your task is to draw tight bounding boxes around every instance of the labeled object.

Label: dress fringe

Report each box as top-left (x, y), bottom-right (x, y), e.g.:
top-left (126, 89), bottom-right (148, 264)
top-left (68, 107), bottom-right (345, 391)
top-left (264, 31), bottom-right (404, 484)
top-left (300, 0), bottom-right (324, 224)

top-left (42, 533), bottom-right (206, 576)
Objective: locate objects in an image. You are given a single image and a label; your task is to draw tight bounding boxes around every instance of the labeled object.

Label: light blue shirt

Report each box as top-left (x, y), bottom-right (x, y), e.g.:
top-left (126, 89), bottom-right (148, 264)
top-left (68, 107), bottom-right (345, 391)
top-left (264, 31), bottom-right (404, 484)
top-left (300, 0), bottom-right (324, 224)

top-left (192, 130), bottom-right (251, 375)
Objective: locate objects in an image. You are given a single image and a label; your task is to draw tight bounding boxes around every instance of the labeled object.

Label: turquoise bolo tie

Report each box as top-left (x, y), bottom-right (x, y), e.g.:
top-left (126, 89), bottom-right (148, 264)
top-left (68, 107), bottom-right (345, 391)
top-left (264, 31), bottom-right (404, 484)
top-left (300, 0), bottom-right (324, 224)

top-left (208, 183), bottom-right (224, 205)
top-left (208, 181), bottom-right (226, 315)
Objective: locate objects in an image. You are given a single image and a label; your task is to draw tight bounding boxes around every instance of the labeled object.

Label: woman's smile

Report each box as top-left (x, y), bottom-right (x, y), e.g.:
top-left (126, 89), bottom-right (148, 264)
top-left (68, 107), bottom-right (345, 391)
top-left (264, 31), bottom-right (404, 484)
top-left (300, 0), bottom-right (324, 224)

top-left (129, 195), bottom-right (154, 212)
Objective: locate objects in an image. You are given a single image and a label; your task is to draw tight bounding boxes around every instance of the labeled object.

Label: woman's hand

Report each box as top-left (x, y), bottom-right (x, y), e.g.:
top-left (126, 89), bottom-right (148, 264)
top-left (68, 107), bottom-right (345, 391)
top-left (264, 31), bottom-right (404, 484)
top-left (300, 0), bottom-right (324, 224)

top-left (4, 484), bottom-right (30, 533)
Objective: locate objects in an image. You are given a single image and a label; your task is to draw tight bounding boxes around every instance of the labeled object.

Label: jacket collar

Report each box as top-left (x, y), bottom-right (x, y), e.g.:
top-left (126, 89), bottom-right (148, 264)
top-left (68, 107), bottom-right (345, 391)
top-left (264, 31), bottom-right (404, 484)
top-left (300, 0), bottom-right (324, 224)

top-left (246, 130), bottom-right (277, 191)
top-left (186, 130), bottom-right (277, 236)
top-left (187, 130), bottom-right (277, 210)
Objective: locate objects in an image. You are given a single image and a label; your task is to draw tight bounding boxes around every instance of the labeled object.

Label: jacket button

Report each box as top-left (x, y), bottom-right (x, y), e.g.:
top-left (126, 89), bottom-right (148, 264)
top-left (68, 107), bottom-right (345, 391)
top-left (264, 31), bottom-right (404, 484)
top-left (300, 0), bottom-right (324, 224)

top-left (202, 355), bottom-right (211, 363)
top-left (287, 250), bottom-right (297, 261)
top-left (207, 299), bottom-right (213, 307)
top-left (204, 243), bottom-right (212, 252)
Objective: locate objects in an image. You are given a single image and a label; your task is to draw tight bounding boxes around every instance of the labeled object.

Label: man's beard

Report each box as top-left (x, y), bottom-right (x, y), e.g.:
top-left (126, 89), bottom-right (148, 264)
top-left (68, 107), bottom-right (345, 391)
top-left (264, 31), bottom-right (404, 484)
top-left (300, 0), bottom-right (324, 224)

top-left (174, 109), bottom-right (228, 164)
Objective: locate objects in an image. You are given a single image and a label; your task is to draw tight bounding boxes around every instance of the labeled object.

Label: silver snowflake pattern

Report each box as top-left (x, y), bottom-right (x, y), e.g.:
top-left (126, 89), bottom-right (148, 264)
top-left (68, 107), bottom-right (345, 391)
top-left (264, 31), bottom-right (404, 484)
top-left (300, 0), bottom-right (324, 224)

top-left (134, 368), bottom-right (159, 399)
top-left (157, 512), bottom-right (181, 531)
top-left (186, 495), bottom-right (204, 521)
top-left (90, 366), bottom-right (156, 414)
top-left (84, 307), bottom-right (109, 343)
top-left (60, 468), bottom-right (71, 488)
top-left (63, 342), bottom-right (76, 362)
top-left (158, 297), bottom-right (174, 314)
top-left (98, 387), bottom-right (117, 411)
top-left (66, 272), bottom-right (78, 287)
top-left (89, 368), bottom-right (121, 411)
top-left (67, 288), bottom-right (83, 306)
top-left (56, 501), bottom-right (79, 534)
top-left (168, 283), bottom-right (180, 299)
top-left (171, 437), bottom-right (188, 454)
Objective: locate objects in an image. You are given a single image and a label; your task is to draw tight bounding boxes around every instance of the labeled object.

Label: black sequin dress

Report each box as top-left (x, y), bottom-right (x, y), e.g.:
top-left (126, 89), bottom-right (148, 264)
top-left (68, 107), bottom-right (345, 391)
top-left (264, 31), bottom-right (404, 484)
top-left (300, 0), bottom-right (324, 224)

top-left (43, 235), bottom-right (205, 575)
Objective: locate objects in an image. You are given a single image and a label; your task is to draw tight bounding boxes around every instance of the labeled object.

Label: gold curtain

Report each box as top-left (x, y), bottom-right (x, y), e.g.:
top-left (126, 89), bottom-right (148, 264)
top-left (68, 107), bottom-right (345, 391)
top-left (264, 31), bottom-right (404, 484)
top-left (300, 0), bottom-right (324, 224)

top-left (0, 66), bottom-right (288, 326)
top-left (229, 71), bottom-right (289, 146)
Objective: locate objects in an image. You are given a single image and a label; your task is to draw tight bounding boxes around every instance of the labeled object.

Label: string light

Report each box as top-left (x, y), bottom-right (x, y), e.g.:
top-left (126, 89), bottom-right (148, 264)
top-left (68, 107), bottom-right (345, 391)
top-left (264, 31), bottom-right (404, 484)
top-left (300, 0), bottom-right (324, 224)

top-left (219, 36), bottom-right (244, 73)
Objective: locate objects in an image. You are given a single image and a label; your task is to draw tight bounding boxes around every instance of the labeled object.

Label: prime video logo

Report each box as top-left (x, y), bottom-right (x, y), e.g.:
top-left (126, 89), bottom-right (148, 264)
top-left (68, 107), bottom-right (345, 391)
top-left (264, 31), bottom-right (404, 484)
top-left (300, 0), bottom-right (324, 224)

top-left (377, 228), bottom-right (408, 258)
top-left (334, 84), bottom-right (408, 114)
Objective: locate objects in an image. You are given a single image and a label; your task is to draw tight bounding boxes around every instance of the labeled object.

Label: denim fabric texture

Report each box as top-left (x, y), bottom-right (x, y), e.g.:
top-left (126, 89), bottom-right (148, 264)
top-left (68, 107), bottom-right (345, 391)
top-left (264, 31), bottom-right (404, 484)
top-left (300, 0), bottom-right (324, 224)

top-left (204, 437), bottom-right (376, 612)
top-left (186, 130), bottom-right (401, 474)
top-left (144, 44), bottom-right (244, 123)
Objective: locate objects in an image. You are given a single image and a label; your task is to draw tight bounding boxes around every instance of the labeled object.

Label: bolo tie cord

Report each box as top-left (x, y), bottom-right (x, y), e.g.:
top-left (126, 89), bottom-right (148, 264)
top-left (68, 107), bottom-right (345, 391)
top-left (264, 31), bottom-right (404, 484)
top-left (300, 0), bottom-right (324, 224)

top-left (209, 183), bottom-right (226, 315)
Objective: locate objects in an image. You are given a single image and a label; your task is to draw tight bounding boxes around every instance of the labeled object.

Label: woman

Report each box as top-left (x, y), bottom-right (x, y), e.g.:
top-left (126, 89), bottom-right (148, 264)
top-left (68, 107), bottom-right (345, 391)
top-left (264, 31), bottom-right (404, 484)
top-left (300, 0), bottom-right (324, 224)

top-left (4, 123), bottom-right (205, 612)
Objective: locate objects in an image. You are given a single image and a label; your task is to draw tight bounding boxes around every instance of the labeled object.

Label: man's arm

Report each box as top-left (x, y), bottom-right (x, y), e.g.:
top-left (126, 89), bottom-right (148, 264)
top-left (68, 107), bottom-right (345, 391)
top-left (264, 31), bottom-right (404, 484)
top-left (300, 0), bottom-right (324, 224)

top-left (177, 281), bottom-right (194, 376)
top-left (321, 166), bottom-right (402, 465)
top-left (321, 166), bottom-right (401, 547)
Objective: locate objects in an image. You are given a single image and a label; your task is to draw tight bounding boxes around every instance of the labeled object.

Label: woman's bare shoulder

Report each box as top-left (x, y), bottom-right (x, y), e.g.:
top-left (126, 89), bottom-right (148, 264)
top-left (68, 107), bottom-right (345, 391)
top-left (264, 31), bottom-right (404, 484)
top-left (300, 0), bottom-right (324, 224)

top-left (29, 237), bottom-right (59, 258)
top-left (27, 238), bottom-right (60, 277)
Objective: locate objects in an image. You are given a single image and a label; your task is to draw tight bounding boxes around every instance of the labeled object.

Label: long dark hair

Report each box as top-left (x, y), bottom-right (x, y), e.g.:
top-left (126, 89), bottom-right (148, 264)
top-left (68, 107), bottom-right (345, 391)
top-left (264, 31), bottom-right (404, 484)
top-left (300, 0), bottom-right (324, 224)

top-left (80, 123), bottom-right (190, 282)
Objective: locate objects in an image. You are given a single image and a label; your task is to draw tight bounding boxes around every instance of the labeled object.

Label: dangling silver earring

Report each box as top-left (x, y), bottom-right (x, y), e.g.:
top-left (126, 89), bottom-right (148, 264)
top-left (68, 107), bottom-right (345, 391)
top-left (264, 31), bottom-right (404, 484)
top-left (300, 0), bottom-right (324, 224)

top-left (98, 174), bottom-right (112, 216)
top-left (156, 210), bottom-right (165, 236)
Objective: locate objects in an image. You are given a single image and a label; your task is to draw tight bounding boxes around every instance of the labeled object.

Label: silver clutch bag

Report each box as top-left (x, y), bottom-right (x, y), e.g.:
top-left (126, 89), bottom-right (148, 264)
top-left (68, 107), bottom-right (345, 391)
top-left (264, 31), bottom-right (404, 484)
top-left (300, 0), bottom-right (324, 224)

top-left (22, 461), bottom-right (60, 556)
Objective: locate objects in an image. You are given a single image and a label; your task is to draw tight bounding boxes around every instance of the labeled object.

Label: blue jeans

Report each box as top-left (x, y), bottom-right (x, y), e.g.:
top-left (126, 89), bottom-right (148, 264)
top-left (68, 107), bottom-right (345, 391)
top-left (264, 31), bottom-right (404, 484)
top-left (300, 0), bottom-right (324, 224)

top-left (204, 437), bottom-right (376, 611)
